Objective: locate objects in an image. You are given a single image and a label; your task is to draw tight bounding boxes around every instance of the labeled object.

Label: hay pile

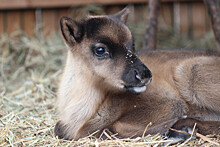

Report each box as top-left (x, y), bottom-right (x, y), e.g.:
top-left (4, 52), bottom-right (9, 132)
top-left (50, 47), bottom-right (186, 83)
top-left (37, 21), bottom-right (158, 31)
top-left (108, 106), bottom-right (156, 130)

top-left (0, 32), bottom-right (219, 146)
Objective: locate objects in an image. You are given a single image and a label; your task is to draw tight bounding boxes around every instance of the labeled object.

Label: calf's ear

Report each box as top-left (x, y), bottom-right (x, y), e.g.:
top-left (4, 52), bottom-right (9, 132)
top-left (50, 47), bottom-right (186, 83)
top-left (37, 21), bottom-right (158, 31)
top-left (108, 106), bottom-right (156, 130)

top-left (113, 7), bottom-right (130, 23)
top-left (60, 16), bottom-right (84, 47)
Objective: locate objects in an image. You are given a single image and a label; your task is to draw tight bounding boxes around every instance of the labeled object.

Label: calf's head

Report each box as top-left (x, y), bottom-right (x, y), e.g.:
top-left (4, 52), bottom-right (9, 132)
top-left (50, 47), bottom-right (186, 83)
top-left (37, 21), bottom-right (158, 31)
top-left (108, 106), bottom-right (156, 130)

top-left (60, 8), bottom-right (152, 93)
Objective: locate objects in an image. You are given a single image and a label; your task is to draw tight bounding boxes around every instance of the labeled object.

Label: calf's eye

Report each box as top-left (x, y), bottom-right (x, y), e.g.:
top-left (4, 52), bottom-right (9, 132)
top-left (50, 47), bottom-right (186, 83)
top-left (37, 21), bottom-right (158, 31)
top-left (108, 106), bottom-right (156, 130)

top-left (95, 47), bottom-right (106, 56)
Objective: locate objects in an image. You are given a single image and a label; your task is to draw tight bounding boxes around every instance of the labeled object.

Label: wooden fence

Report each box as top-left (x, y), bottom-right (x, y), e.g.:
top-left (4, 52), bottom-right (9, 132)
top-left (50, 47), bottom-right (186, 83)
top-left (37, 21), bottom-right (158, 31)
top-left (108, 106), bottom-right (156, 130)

top-left (0, 0), bottom-right (210, 38)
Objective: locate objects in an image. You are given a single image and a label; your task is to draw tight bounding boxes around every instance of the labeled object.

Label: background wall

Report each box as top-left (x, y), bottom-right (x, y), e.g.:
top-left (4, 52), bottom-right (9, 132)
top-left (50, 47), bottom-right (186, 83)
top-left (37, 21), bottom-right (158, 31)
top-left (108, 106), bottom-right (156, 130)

top-left (0, 0), bottom-right (210, 39)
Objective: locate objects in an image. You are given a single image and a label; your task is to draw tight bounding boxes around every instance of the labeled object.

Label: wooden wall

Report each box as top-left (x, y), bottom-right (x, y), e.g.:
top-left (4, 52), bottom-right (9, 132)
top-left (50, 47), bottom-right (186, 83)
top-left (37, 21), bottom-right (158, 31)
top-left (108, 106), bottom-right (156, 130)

top-left (0, 0), bottom-right (210, 38)
top-left (0, 8), bottom-right (71, 36)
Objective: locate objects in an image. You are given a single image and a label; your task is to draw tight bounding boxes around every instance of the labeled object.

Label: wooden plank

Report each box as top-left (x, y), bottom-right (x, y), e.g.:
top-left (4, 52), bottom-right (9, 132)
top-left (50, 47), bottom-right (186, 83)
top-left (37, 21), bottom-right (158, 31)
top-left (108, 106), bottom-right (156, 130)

top-left (133, 4), bottom-right (148, 24)
top-left (105, 5), bottom-right (125, 15)
top-left (159, 3), bottom-right (173, 28)
top-left (6, 10), bottom-right (21, 34)
top-left (143, 0), bottom-right (160, 50)
top-left (58, 8), bottom-right (70, 19)
top-left (173, 2), bottom-right (180, 34)
top-left (23, 10), bottom-right (36, 36)
top-left (179, 3), bottom-right (190, 35)
top-left (42, 9), bottom-right (56, 36)
top-left (203, 0), bottom-right (220, 50)
top-left (205, 4), bottom-right (211, 32)
top-left (192, 2), bottom-right (206, 38)
top-left (0, 11), bottom-right (4, 35)
top-left (0, 0), bottom-right (202, 10)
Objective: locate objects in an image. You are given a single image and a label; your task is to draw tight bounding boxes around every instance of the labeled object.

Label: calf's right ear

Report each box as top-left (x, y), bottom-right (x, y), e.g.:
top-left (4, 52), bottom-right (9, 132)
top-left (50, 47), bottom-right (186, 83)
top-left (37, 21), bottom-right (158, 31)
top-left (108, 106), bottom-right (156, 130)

top-left (60, 17), bottom-right (84, 47)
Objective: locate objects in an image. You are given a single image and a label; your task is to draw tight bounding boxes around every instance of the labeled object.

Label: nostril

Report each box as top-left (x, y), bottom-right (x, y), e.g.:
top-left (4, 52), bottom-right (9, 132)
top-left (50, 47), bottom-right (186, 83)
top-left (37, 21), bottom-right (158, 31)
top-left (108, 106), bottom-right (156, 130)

top-left (134, 68), bottom-right (152, 84)
top-left (135, 70), bottom-right (148, 84)
top-left (134, 70), bottom-right (142, 81)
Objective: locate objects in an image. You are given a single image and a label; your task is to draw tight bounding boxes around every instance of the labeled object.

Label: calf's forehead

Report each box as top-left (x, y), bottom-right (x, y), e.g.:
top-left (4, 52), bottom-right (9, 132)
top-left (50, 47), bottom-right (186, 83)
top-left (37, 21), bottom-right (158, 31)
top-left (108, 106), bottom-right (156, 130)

top-left (85, 17), bottom-right (132, 45)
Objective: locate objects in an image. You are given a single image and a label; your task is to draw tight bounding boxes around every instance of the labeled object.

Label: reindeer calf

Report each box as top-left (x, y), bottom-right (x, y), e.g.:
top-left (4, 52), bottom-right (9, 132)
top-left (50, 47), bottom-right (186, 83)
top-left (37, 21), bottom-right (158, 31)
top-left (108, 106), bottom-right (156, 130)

top-left (55, 8), bottom-right (220, 142)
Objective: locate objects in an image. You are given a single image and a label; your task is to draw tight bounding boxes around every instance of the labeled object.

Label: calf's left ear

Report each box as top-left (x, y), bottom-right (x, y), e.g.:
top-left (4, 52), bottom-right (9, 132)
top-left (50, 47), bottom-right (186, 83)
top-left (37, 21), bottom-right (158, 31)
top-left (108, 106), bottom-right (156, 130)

top-left (60, 16), bottom-right (84, 47)
top-left (113, 7), bottom-right (130, 23)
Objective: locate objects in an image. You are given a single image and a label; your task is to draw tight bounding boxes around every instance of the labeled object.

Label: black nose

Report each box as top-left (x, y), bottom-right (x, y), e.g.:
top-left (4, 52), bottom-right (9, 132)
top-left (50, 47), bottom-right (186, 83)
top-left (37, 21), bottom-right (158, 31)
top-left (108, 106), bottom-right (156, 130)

top-left (122, 60), bottom-right (152, 87)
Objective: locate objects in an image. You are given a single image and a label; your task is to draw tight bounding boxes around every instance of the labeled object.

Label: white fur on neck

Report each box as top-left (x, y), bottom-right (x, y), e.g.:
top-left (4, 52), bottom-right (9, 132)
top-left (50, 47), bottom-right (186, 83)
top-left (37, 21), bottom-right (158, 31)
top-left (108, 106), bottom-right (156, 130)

top-left (58, 51), bottom-right (104, 139)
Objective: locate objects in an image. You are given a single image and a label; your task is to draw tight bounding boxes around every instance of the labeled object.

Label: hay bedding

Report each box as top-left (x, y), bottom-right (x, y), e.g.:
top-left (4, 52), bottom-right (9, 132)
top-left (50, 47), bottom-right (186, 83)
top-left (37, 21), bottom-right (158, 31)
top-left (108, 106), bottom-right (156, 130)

top-left (0, 34), bottom-right (219, 146)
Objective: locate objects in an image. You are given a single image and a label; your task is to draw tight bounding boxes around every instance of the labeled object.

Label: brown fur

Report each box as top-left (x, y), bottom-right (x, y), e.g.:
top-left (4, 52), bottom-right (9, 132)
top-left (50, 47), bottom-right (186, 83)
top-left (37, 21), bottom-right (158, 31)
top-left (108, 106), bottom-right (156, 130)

top-left (55, 8), bottom-right (220, 140)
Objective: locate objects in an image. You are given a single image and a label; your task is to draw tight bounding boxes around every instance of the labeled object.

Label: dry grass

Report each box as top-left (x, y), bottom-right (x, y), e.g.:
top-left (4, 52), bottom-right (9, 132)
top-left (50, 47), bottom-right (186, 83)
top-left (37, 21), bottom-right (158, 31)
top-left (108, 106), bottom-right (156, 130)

top-left (0, 29), bottom-right (219, 146)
